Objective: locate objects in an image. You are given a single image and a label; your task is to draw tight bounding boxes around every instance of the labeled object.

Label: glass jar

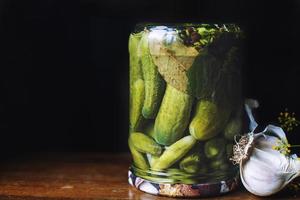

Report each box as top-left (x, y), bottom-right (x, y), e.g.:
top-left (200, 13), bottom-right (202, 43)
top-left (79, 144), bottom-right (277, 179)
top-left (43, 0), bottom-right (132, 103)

top-left (128, 23), bottom-right (244, 197)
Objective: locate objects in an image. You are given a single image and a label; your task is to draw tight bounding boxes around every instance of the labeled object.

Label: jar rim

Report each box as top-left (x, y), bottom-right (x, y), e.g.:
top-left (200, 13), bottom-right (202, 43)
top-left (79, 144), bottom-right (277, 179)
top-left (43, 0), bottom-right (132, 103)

top-left (134, 22), bottom-right (241, 33)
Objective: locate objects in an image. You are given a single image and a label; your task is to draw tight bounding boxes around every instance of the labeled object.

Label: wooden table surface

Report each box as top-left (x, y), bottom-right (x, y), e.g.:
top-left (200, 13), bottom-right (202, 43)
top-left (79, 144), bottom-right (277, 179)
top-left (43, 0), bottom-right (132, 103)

top-left (0, 153), bottom-right (298, 200)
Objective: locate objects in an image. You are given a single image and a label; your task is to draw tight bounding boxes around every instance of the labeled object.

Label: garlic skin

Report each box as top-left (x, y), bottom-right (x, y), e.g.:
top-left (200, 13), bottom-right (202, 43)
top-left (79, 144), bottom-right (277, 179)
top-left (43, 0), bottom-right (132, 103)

top-left (238, 125), bottom-right (300, 196)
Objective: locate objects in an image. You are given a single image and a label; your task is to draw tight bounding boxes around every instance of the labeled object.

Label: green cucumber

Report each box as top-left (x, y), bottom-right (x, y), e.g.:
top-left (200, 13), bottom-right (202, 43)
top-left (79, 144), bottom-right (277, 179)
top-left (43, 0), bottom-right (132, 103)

top-left (186, 50), bottom-right (222, 99)
top-left (224, 118), bottom-right (243, 140)
top-left (129, 79), bottom-right (145, 131)
top-left (154, 84), bottom-right (193, 145)
top-left (204, 137), bottom-right (226, 159)
top-left (179, 153), bottom-right (203, 173)
top-left (129, 132), bottom-right (162, 156)
top-left (144, 121), bottom-right (155, 139)
top-left (147, 154), bottom-right (160, 168)
top-left (129, 32), bottom-right (145, 131)
top-left (129, 32), bottom-right (143, 86)
top-left (139, 32), bottom-right (165, 119)
top-left (189, 100), bottom-right (231, 141)
top-left (140, 175), bottom-right (177, 184)
top-left (152, 136), bottom-right (196, 170)
top-left (128, 139), bottom-right (149, 170)
top-left (210, 158), bottom-right (229, 171)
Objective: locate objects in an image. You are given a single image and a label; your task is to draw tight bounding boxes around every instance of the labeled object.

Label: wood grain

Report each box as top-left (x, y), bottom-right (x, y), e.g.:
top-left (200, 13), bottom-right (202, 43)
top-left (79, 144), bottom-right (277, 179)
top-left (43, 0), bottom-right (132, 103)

top-left (0, 153), bottom-right (298, 200)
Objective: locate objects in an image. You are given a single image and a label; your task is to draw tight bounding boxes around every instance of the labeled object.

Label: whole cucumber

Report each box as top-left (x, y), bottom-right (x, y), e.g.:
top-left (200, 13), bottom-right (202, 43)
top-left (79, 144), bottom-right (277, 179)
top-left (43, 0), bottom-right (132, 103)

top-left (152, 136), bottom-right (196, 170)
top-left (128, 139), bottom-right (149, 170)
top-left (139, 32), bottom-right (165, 119)
top-left (189, 100), bottom-right (231, 141)
top-left (129, 79), bottom-right (145, 131)
top-left (129, 132), bottom-right (162, 156)
top-left (129, 32), bottom-right (143, 86)
top-left (154, 84), bottom-right (193, 145)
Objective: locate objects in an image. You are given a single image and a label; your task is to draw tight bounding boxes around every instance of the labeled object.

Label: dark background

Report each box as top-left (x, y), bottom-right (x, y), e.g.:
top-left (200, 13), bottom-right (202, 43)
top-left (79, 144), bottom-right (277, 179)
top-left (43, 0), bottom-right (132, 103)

top-left (0, 0), bottom-right (299, 154)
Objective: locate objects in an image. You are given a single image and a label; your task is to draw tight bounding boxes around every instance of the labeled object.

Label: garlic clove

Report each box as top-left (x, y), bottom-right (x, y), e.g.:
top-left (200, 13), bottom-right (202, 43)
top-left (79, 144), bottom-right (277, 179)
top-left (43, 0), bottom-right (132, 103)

top-left (255, 136), bottom-right (278, 153)
top-left (251, 148), bottom-right (284, 167)
top-left (240, 157), bottom-right (284, 196)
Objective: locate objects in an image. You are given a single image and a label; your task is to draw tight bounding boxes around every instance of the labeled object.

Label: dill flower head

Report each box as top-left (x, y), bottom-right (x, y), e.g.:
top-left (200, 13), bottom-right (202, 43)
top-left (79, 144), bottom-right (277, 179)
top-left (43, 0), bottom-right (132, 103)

top-left (278, 109), bottom-right (299, 132)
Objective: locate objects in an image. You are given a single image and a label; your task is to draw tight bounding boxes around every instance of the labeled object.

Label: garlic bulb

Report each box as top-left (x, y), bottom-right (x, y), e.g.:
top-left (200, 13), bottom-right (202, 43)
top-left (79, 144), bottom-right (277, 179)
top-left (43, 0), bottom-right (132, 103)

top-left (232, 125), bottom-right (300, 196)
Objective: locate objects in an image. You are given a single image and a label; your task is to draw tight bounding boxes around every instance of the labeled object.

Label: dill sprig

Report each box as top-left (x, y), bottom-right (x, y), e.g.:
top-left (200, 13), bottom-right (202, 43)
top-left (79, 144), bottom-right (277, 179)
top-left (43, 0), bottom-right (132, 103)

top-left (278, 109), bottom-right (300, 132)
top-left (274, 109), bottom-right (300, 193)
top-left (272, 139), bottom-right (291, 155)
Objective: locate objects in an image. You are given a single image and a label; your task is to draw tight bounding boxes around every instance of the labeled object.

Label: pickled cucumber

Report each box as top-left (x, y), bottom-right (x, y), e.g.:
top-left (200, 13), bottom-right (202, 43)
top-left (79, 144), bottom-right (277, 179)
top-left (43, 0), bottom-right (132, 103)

top-left (140, 175), bottom-right (177, 184)
top-left (179, 153), bottom-right (203, 173)
top-left (154, 84), bottom-right (193, 145)
top-left (152, 136), bottom-right (196, 170)
top-left (144, 121), bottom-right (155, 139)
top-left (129, 32), bottom-right (143, 86)
top-left (129, 79), bottom-right (145, 131)
top-left (189, 100), bottom-right (231, 141)
top-left (210, 158), bottom-right (229, 171)
top-left (129, 132), bottom-right (162, 156)
top-left (186, 50), bottom-right (222, 99)
top-left (167, 168), bottom-right (206, 184)
top-left (166, 168), bottom-right (184, 176)
top-left (147, 154), bottom-right (159, 168)
top-left (128, 139), bottom-right (149, 170)
top-left (204, 138), bottom-right (226, 159)
top-left (224, 118), bottom-right (243, 140)
top-left (139, 32), bottom-right (165, 119)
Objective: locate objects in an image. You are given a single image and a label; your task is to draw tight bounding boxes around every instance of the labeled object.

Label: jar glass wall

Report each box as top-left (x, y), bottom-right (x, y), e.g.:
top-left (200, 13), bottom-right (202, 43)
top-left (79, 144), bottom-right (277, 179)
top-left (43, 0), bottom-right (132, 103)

top-left (128, 23), bottom-right (244, 197)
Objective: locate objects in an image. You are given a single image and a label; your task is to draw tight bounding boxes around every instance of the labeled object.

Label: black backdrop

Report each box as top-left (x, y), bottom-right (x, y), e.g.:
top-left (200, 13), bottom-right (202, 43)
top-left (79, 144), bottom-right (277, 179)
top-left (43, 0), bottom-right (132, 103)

top-left (0, 0), bottom-right (299, 153)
